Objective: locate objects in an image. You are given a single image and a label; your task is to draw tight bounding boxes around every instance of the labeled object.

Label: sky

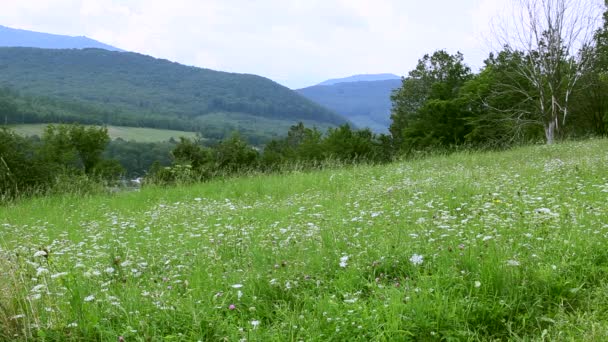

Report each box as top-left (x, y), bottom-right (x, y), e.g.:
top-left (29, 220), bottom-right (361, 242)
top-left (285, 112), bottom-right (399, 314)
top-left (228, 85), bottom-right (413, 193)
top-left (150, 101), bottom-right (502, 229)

top-left (0, 0), bottom-right (511, 88)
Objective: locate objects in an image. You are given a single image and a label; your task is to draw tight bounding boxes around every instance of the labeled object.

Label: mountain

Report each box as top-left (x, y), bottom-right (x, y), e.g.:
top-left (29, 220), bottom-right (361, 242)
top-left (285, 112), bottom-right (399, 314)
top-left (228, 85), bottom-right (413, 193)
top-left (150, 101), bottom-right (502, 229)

top-left (0, 47), bottom-right (348, 143)
top-left (297, 79), bottom-right (402, 133)
top-left (0, 25), bottom-right (123, 51)
top-left (316, 73), bottom-right (400, 86)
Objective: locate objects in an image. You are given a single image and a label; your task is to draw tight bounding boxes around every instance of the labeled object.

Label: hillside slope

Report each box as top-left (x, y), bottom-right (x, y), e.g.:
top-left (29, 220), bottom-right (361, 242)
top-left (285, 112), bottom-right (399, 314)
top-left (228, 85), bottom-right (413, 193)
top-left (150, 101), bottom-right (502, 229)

top-left (0, 47), bottom-right (347, 140)
top-left (297, 79), bottom-right (402, 132)
top-left (0, 25), bottom-right (122, 51)
top-left (2, 139), bottom-right (607, 340)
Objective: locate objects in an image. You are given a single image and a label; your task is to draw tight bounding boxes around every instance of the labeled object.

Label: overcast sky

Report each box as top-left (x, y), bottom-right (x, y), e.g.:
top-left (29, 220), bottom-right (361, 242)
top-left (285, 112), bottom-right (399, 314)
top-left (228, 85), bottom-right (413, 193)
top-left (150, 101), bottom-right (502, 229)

top-left (1, 0), bottom-right (511, 88)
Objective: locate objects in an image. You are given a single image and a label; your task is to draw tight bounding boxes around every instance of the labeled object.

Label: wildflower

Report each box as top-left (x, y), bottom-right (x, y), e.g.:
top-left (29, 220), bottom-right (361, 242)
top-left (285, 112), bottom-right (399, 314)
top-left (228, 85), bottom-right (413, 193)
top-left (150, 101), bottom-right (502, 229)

top-left (229, 304), bottom-right (236, 310)
top-left (84, 295), bottom-right (95, 302)
top-left (231, 284), bottom-right (243, 289)
top-left (51, 272), bottom-right (68, 279)
top-left (409, 254), bottom-right (424, 266)
top-left (339, 256), bottom-right (349, 268)
top-left (474, 281), bottom-right (481, 288)
top-left (251, 320), bottom-right (260, 329)
top-left (105, 267), bottom-right (115, 274)
top-left (31, 284), bottom-right (46, 293)
top-left (33, 250), bottom-right (48, 257)
top-left (36, 267), bottom-right (49, 276)
top-left (506, 260), bottom-right (520, 267)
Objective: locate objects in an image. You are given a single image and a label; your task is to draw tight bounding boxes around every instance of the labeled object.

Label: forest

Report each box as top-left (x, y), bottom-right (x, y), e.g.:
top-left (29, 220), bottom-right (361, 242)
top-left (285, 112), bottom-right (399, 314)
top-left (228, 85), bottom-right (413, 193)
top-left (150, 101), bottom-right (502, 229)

top-left (0, 47), bottom-right (346, 133)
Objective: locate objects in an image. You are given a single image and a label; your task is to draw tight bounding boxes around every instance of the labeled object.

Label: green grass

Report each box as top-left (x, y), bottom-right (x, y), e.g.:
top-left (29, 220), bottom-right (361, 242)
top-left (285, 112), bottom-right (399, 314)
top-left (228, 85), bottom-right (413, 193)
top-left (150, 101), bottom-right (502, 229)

top-left (1, 139), bottom-right (608, 341)
top-left (7, 124), bottom-right (197, 142)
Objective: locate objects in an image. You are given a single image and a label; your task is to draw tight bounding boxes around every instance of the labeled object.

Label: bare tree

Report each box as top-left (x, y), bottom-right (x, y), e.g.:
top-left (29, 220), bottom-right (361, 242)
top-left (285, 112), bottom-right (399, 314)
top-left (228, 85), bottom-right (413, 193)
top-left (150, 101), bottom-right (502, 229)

top-left (492, 0), bottom-right (603, 143)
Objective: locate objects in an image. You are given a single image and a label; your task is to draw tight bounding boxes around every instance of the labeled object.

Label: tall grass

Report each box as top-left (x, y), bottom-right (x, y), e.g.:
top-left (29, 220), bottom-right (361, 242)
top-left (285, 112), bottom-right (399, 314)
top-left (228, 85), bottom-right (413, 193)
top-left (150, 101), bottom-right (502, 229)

top-left (1, 139), bottom-right (607, 341)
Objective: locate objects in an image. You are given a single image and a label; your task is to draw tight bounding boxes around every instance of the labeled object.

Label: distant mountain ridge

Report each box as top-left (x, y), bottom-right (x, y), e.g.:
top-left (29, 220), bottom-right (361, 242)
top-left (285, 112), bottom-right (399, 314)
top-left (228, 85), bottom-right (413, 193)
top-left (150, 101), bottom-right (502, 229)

top-left (297, 78), bottom-right (402, 133)
top-left (316, 73), bottom-right (401, 86)
top-left (0, 25), bottom-right (123, 51)
top-left (0, 47), bottom-right (348, 143)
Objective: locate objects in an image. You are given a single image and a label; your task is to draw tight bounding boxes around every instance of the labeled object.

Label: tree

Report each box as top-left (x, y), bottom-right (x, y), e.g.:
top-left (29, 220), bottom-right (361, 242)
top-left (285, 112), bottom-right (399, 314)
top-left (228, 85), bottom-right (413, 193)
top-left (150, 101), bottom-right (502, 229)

top-left (390, 50), bottom-right (472, 150)
top-left (461, 50), bottom-right (544, 146)
top-left (214, 132), bottom-right (259, 173)
top-left (492, 0), bottom-right (603, 143)
top-left (39, 124), bottom-right (113, 175)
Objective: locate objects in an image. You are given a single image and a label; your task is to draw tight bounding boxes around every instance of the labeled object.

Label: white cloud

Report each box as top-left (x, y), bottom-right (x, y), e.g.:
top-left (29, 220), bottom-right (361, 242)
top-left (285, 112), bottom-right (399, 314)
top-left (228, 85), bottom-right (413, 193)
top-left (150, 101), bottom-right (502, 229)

top-left (0, 0), bottom-right (513, 88)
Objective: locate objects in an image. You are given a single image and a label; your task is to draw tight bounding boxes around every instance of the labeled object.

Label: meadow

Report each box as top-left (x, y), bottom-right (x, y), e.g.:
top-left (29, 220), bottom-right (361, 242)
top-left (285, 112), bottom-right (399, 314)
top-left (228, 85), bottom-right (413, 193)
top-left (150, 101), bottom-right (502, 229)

top-left (8, 124), bottom-right (197, 143)
top-left (1, 139), bottom-right (607, 341)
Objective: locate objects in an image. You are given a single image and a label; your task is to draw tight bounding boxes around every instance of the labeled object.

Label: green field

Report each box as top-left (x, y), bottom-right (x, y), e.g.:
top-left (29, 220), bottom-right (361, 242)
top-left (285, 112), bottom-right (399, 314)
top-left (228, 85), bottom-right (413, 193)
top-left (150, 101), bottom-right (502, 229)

top-left (1, 139), bottom-right (607, 340)
top-left (7, 124), bottom-right (197, 142)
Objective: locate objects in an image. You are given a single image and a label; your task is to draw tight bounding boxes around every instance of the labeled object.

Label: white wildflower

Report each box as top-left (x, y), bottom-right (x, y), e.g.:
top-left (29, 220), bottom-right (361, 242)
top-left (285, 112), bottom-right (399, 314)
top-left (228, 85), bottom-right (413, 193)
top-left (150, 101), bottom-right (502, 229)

top-left (409, 254), bottom-right (424, 266)
top-left (231, 284), bottom-right (243, 289)
top-left (84, 295), bottom-right (95, 302)
top-left (506, 260), bottom-right (520, 267)
top-left (251, 320), bottom-right (260, 329)
top-left (36, 267), bottom-right (49, 276)
top-left (339, 255), bottom-right (349, 268)
top-left (51, 272), bottom-right (68, 279)
top-left (474, 281), bottom-right (481, 288)
top-left (33, 250), bottom-right (48, 257)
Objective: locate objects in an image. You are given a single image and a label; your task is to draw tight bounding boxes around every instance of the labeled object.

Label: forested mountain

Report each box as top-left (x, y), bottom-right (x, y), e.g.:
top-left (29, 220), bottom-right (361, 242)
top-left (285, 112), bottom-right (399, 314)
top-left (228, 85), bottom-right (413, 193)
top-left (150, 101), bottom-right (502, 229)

top-left (0, 47), bottom-right (347, 141)
top-left (297, 79), bottom-right (402, 132)
top-left (316, 73), bottom-right (400, 86)
top-left (0, 25), bottom-right (122, 51)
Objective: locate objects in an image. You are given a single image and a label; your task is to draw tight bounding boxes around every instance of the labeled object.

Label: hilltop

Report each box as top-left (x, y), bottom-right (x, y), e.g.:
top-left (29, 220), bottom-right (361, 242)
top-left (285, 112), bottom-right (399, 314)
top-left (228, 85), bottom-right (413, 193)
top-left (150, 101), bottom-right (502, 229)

top-left (297, 78), bottom-right (402, 132)
top-left (0, 47), bottom-right (348, 142)
top-left (0, 25), bottom-right (122, 51)
top-left (316, 73), bottom-right (400, 86)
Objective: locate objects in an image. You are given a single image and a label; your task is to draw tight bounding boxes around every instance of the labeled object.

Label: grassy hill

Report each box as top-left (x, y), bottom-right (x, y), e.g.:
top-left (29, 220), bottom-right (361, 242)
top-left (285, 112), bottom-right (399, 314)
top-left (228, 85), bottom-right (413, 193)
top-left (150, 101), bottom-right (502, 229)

top-left (297, 79), bottom-right (402, 133)
top-left (2, 139), bottom-right (607, 340)
top-left (0, 47), bottom-right (347, 142)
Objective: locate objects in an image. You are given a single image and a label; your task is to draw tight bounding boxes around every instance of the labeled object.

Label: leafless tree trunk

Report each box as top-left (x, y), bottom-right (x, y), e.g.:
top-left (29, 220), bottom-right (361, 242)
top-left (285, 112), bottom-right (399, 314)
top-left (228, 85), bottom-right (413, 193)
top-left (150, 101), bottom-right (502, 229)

top-left (493, 0), bottom-right (602, 144)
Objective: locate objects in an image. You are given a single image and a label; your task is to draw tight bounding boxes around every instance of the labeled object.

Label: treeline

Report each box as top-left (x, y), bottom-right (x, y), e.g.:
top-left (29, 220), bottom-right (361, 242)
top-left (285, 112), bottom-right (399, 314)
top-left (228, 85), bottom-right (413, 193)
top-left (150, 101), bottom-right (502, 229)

top-left (389, 2), bottom-right (608, 150)
top-left (149, 122), bottom-right (393, 184)
top-left (0, 125), bottom-right (123, 200)
top-left (0, 122), bottom-right (392, 199)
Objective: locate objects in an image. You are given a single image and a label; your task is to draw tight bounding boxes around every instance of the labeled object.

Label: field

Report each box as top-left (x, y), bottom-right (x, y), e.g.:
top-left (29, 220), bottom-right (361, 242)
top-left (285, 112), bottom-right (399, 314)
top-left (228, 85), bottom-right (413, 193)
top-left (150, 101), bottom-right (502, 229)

top-left (1, 139), bottom-right (607, 341)
top-left (7, 124), bottom-right (197, 142)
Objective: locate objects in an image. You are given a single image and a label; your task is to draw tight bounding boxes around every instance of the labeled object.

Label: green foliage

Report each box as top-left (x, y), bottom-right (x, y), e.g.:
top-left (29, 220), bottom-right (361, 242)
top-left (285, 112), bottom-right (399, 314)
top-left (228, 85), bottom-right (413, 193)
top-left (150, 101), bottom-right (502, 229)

top-left (0, 48), bottom-right (347, 139)
top-left (213, 133), bottom-right (259, 173)
top-left (103, 139), bottom-right (174, 177)
top-left (390, 50), bottom-right (472, 150)
top-left (0, 124), bottom-right (121, 200)
top-left (0, 128), bottom-right (47, 199)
